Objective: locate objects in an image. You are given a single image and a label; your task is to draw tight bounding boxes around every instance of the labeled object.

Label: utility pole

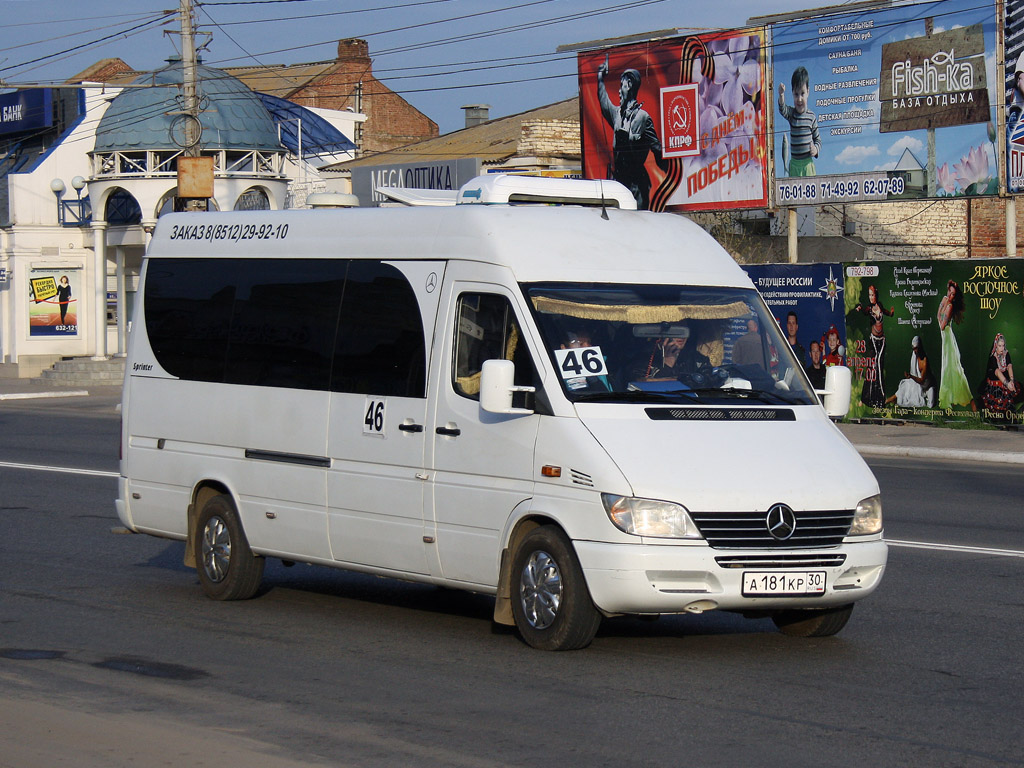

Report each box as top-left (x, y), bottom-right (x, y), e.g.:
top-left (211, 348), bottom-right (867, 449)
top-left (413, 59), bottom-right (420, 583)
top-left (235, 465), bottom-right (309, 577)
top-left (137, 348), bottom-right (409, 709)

top-left (176, 0), bottom-right (213, 211)
top-left (181, 0), bottom-right (200, 159)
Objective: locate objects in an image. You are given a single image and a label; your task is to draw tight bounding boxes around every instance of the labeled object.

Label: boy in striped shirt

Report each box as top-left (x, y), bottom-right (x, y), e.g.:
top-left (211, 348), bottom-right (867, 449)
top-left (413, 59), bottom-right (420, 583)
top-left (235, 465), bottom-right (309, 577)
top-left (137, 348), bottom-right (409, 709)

top-left (778, 66), bottom-right (820, 177)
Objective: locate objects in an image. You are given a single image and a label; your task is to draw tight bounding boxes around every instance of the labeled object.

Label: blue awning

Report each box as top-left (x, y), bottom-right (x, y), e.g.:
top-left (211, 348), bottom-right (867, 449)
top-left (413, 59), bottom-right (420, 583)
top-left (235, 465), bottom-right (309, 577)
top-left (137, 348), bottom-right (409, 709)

top-left (257, 93), bottom-right (357, 157)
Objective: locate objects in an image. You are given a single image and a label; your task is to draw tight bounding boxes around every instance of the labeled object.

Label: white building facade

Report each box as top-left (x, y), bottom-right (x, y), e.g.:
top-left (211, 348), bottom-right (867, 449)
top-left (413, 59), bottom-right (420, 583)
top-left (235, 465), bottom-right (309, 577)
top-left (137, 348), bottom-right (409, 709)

top-left (0, 59), bottom-right (362, 378)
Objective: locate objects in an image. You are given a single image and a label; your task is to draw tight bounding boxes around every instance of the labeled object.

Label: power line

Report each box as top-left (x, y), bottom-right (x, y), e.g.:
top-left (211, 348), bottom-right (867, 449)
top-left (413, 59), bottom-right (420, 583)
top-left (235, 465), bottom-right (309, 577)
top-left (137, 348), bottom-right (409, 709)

top-left (200, 0), bottom-right (666, 66)
top-left (0, 14), bottom-right (173, 78)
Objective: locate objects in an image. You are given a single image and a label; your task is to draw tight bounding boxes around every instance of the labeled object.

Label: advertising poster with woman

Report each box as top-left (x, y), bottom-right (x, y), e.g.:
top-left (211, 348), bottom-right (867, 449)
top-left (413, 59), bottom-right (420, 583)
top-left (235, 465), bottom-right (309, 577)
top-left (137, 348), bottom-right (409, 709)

top-left (28, 268), bottom-right (80, 337)
top-left (844, 260), bottom-right (1024, 426)
top-left (742, 263), bottom-right (847, 390)
top-left (772, 0), bottom-right (998, 208)
top-left (577, 28), bottom-right (768, 212)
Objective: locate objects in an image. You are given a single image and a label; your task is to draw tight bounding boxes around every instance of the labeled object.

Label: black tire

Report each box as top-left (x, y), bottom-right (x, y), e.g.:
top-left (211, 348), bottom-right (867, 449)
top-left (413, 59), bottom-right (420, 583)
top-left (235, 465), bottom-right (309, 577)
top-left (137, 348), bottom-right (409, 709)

top-left (510, 526), bottom-right (601, 651)
top-left (195, 494), bottom-right (264, 600)
top-left (772, 604), bottom-right (854, 637)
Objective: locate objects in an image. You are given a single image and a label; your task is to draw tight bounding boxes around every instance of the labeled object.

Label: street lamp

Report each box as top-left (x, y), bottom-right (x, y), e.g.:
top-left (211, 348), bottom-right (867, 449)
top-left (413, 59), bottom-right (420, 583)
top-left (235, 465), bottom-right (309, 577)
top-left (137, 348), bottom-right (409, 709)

top-left (50, 177), bottom-right (91, 226)
top-left (50, 178), bottom-right (66, 224)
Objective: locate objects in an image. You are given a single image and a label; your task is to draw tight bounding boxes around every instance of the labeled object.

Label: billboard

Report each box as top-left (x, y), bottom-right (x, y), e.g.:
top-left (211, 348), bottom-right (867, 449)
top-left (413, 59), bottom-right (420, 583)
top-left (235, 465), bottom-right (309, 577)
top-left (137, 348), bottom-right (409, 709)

top-left (743, 263), bottom-right (848, 387)
top-left (843, 260), bottom-right (1024, 426)
top-left (578, 29), bottom-right (769, 212)
top-left (350, 158), bottom-right (479, 207)
top-left (0, 89), bottom-right (53, 136)
top-left (28, 268), bottom-right (80, 338)
top-left (772, 0), bottom-right (997, 207)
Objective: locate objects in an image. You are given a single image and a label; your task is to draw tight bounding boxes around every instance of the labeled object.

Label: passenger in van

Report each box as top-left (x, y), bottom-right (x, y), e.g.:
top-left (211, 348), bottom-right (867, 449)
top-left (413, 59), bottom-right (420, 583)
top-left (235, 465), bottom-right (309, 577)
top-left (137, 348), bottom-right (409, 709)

top-left (560, 328), bottom-right (611, 392)
top-left (630, 325), bottom-right (712, 382)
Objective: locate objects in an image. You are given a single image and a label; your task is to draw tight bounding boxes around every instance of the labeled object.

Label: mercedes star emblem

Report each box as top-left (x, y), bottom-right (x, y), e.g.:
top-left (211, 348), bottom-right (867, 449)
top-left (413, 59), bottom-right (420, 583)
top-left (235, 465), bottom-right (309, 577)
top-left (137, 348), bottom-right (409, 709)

top-left (766, 503), bottom-right (797, 541)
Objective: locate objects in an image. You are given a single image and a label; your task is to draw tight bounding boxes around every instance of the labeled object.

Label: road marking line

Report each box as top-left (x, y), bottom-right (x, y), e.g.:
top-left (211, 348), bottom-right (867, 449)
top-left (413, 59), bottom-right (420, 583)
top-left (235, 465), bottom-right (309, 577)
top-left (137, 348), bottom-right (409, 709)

top-left (888, 539), bottom-right (1024, 559)
top-left (0, 460), bottom-right (118, 478)
top-left (0, 390), bottom-right (90, 401)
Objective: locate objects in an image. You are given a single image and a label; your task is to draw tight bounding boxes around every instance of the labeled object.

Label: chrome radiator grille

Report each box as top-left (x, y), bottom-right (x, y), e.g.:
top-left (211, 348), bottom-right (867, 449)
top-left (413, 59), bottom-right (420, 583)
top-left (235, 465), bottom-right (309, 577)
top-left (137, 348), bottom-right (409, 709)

top-left (689, 509), bottom-right (854, 549)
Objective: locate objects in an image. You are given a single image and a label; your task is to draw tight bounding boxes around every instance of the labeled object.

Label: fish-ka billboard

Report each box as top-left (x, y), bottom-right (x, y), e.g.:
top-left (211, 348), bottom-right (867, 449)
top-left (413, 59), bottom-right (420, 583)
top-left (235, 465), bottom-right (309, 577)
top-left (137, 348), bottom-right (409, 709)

top-left (772, 0), bottom-right (997, 207)
top-left (578, 29), bottom-right (769, 212)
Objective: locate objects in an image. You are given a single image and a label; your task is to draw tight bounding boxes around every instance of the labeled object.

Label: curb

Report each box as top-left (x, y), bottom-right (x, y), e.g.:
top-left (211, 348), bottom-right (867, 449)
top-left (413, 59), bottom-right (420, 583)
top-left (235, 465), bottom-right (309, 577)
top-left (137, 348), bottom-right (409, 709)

top-left (853, 444), bottom-right (1024, 465)
top-left (0, 390), bottom-right (90, 401)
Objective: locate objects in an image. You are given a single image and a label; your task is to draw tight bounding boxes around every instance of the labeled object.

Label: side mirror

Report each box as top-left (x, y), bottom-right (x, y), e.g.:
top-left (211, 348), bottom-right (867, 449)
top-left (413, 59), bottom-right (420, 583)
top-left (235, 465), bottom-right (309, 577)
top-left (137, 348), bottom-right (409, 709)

top-left (820, 365), bottom-right (852, 418)
top-left (480, 359), bottom-right (535, 415)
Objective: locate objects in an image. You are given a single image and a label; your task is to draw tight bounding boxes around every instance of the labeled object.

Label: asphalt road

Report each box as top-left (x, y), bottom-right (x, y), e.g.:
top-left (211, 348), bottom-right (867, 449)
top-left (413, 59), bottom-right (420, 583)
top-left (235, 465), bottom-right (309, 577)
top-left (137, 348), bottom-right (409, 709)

top-left (1, 402), bottom-right (1023, 767)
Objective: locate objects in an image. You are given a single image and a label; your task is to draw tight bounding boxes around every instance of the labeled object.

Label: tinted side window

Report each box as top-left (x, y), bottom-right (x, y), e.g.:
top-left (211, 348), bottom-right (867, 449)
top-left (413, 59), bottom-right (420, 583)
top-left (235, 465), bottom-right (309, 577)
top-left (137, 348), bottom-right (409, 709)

top-left (453, 293), bottom-right (534, 400)
top-left (145, 257), bottom-right (345, 390)
top-left (331, 261), bottom-right (427, 397)
top-left (224, 259), bottom-right (345, 390)
top-left (145, 258), bottom-right (234, 382)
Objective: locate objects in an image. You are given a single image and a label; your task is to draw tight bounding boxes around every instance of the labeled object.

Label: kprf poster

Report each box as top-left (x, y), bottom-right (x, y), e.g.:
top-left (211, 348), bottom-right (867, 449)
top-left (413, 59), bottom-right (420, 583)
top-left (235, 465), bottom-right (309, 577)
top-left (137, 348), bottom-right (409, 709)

top-left (578, 28), bottom-right (769, 212)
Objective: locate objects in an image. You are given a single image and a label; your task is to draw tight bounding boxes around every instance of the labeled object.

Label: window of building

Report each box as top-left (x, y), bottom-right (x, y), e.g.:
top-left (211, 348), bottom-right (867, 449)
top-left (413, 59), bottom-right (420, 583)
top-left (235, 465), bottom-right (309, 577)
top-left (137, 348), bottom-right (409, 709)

top-left (235, 187), bottom-right (271, 211)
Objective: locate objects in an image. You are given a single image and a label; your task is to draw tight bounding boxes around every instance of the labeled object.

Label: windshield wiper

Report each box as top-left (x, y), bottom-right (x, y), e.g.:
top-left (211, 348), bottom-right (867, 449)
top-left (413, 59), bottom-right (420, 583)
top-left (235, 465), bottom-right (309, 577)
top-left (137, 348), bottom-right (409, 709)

top-left (687, 387), bottom-right (797, 405)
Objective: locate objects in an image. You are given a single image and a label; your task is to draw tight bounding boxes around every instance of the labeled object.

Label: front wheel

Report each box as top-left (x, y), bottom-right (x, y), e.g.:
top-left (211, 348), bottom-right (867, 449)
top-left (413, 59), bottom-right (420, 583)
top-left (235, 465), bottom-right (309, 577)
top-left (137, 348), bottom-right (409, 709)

top-left (772, 604), bottom-right (853, 637)
top-left (195, 494), bottom-right (264, 600)
top-left (510, 526), bottom-right (601, 651)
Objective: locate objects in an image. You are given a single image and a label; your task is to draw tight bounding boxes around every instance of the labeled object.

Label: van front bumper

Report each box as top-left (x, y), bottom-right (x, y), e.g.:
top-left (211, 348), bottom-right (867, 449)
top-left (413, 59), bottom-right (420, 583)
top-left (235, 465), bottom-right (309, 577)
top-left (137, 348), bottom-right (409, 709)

top-left (573, 538), bottom-right (887, 615)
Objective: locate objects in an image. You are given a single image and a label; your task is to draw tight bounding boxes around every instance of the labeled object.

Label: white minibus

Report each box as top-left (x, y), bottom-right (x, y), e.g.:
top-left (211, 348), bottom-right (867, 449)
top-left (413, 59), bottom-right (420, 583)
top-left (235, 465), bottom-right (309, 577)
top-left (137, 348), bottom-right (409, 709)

top-left (117, 175), bottom-right (886, 650)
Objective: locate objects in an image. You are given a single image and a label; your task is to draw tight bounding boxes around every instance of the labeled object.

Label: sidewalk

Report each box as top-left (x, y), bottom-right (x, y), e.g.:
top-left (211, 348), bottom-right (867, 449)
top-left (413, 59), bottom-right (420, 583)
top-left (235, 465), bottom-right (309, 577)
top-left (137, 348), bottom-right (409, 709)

top-left (2, 377), bottom-right (1022, 464)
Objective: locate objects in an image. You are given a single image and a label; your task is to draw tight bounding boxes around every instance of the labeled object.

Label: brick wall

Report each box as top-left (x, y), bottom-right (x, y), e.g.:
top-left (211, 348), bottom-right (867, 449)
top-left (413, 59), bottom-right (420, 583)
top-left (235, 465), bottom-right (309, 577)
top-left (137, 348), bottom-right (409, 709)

top-left (287, 39), bottom-right (438, 156)
top-left (518, 119), bottom-right (580, 158)
top-left (770, 197), bottom-right (1024, 261)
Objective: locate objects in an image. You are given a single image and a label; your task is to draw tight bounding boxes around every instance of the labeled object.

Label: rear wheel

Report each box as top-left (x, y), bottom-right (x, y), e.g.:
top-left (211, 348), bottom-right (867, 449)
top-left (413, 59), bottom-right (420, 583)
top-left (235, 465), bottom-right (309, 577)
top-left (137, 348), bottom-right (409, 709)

top-left (510, 526), bottom-right (600, 651)
top-left (195, 494), bottom-right (264, 600)
top-left (772, 604), bottom-right (853, 637)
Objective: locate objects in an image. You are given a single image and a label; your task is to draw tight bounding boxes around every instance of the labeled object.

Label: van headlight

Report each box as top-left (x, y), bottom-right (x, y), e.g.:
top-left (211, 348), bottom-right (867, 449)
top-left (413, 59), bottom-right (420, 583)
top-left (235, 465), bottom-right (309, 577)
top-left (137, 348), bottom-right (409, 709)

top-left (601, 494), bottom-right (702, 539)
top-left (849, 494), bottom-right (883, 536)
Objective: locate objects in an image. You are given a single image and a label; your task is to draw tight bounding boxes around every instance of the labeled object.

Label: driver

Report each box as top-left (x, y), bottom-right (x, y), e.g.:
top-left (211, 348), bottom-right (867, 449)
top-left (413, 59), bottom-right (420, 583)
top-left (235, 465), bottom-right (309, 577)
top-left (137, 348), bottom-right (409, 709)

top-left (632, 325), bottom-right (712, 381)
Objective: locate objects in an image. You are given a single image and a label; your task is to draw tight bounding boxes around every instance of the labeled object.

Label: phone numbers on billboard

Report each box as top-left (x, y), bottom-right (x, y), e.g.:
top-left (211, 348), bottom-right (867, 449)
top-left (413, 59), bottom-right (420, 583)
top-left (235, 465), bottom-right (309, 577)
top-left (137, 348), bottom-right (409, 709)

top-left (775, 173), bottom-right (904, 206)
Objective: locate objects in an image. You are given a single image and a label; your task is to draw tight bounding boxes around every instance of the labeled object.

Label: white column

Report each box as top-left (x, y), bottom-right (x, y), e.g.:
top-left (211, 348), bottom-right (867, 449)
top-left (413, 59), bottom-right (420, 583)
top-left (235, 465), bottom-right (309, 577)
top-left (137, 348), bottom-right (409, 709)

top-left (115, 245), bottom-right (126, 356)
top-left (0, 229), bottom-right (10, 365)
top-left (91, 221), bottom-right (108, 359)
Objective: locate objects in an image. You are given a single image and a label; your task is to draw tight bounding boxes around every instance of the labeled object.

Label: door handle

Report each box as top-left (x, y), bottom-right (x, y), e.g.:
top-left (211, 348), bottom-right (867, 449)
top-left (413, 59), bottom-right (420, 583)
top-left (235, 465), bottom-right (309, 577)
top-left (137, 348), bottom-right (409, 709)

top-left (435, 426), bottom-right (461, 437)
top-left (398, 423), bottom-right (424, 433)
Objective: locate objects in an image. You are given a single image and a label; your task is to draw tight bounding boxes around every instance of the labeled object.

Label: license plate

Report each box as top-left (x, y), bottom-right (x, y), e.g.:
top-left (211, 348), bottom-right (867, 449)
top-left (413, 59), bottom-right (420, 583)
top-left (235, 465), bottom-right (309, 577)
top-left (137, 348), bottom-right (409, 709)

top-left (742, 571), bottom-right (826, 596)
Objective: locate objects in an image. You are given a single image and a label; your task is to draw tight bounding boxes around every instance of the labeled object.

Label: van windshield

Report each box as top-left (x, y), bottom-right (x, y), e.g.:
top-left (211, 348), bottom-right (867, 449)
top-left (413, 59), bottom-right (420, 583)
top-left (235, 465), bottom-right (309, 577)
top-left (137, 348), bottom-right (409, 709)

top-left (524, 283), bottom-right (819, 406)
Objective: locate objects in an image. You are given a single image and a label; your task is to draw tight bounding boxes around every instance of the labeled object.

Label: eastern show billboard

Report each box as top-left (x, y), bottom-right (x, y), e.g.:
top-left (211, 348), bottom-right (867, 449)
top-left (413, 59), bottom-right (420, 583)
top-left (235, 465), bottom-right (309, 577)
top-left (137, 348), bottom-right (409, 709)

top-left (578, 29), bottom-right (769, 212)
top-left (772, 0), bottom-right (997, 207)
top-left (844, 260), bottom-right (1024, 426)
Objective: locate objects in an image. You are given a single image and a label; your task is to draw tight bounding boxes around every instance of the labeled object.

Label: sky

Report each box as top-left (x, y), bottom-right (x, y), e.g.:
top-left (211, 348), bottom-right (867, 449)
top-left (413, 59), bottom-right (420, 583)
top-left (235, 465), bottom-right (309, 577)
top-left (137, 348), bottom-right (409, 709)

top-left (0, 0), bottom-right (816, 135)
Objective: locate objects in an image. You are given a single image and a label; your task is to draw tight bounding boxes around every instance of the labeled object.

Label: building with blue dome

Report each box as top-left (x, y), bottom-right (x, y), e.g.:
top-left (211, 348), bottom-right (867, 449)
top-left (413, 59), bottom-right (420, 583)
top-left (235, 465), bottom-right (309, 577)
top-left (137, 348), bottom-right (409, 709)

top-left (0, 57), bottom-right (359, 377)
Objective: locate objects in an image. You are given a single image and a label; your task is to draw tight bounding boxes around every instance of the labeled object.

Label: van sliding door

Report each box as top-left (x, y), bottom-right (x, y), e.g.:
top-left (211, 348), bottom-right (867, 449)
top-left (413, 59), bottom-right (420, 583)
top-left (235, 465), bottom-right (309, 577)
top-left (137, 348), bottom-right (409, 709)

top-left (326, 260), bottom-right (445, 574)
